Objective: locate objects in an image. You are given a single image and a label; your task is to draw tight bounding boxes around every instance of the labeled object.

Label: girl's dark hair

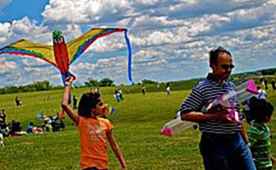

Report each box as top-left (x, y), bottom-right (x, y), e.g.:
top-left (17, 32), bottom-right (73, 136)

top-left (249, 97), bottom-right (274, 122)
top-left (78, 92), bottom-right (101, 117)
top-left (209, 47), bottom-right (232, 66)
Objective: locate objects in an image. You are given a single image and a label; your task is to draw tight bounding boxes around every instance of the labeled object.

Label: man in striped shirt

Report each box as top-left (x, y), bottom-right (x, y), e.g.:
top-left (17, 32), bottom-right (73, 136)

top-left (180, 47), bottom-right (256, 170)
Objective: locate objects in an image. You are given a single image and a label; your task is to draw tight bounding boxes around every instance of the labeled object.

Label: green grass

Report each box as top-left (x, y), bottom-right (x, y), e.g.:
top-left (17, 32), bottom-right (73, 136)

top-left (0, 87), bottom-right (275, 170)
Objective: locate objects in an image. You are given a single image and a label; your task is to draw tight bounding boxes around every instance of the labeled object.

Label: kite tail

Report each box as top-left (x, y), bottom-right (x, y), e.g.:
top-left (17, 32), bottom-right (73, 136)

top-left (124, 30), bottom-right (133, 84)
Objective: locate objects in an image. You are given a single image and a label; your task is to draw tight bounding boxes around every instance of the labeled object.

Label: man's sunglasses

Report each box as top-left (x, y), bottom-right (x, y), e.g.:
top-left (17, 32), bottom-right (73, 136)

top-left (220, 64), bottom-right (235, 70)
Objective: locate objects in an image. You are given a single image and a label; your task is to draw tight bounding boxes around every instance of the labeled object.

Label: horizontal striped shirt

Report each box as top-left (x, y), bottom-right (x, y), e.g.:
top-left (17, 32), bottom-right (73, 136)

top-left (248, 121), bottom-right (272, 169)
top-left (180, 74), bottom-right (242, 134)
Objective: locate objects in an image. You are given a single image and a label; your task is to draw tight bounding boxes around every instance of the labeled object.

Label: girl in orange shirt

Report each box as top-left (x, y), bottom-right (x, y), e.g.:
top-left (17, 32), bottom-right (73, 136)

top-left (62, 76), bottom-right (127, 170)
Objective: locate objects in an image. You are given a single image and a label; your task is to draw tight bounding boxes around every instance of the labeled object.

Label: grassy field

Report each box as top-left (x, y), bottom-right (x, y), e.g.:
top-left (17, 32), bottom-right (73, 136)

top-left (0, 87), bottom-right (276, 170)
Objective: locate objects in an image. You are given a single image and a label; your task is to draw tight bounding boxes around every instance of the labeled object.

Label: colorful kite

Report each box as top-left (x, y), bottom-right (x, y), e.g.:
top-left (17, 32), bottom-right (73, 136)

top-left (0, 28), bottom-right (133, 84)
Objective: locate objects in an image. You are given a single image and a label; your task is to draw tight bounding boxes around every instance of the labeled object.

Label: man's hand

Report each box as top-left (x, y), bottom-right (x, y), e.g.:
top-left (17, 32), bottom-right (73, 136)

top-left (206, 107), bottom-right (237, 123)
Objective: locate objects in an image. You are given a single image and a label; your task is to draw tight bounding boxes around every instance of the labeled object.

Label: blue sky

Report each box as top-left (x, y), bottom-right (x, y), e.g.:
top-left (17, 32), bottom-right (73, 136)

top-left (0, 0), bottom-right (276, 87)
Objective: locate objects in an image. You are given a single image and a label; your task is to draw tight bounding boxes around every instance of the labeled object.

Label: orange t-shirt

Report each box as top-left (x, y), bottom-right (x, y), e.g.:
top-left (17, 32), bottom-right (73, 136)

top-left (78, 116), bottom-right (113, 170)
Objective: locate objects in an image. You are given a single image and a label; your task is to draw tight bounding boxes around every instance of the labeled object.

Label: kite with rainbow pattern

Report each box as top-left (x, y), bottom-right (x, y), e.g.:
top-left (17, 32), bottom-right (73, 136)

top-left (0, 28), bottom-right (133, 84)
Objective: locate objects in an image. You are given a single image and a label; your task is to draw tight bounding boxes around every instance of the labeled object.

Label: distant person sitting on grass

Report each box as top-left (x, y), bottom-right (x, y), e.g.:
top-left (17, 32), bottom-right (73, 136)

top-left (51, 115), bottom-right (65, 132)
top-left (26, 122), bottom-right (43, 134)
top-left (0, 133), bottom-right (4, 146)
top-left (257, 86), bottom-right (267, 100)
top-left (42, 116), bottom-right (53, 132)
top-left (0, 109), bottom-right (7, 129)
top-left (247, 97), bottom-right (276, 170)
top-left (61, 76), bottom-right (127, 170)
top-left (10, 120), bottom-right (27, 136)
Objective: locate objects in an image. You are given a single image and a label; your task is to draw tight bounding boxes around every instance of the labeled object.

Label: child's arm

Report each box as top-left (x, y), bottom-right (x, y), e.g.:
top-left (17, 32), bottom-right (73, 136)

top-left (271, 156), bottom-right (276, 166)
top-left (61, 77), bottom-right (79, 125)
top-left (106, 130), bottom-right (127, 170)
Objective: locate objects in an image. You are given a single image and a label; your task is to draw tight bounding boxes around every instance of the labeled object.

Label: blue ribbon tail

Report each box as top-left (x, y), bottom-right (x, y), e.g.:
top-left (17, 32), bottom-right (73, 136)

top-left (124, 30), bottom-right (133, 84)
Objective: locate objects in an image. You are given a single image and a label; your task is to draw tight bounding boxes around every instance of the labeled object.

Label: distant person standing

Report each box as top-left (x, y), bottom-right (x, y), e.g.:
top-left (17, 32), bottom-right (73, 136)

top-left (264, 79), bottom-right (268, 90)
top-left (271, 80), bottom-right (276, 90)
top-left (118, 88), bottom-right (124, 101)
top-left (257, 86), bottom-right (267, 100)
top-left (73, 95), bottom-right (78, 109)
top-left (166, 83), bottom-right (171, 95)
top-left (15, 96), bottom-right (22, 107)
top-left (142, 86), bottom-right (146, 95)
top-left (260, 77), bottom-right (265, 87)
top-left (95, 87), bottom-right (100, 94)
top-left (114, 89), bottom-right (121, 102)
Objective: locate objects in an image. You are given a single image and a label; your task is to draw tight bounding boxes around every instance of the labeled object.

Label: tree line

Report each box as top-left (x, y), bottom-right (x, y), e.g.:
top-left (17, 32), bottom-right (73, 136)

top-left (0, 67), bottom-right (275, 95)
top-left (0, 78), bottom-right (115, 94)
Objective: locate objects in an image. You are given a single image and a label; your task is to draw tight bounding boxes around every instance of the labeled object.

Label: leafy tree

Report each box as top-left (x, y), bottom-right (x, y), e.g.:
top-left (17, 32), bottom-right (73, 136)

top-left (32, 80), bottom-right (51, 90)
top-left (142, 79), bottom-right (158, 84)
top-left (99, 78), bottom-right (114, 87)
top-left (84, 79), bottom-right (99, 87)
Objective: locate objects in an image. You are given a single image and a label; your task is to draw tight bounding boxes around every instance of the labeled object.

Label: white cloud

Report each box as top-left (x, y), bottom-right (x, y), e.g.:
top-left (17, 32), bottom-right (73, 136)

top-left (135, 49), bottom-right (164, 59)
top-left (0, 17), bottom-right (51, 46)
top-left (42, 0), bottom-right (131, 24)
top-left (10, 17), bottom-right (48, 36)
top-left (96, 57), bottom-right (126, 69)
top-left (71, 62), bottom-right (96, 72)
top-left (21, 58), bottom-right (48, 67)
top-left (134, 0), bottom-right (160, 6)
top-left (0, 22), bottom-right (11, 43)
top-left (0, 61), bottom-right (16, 69)
top-left (85, 32), bottom-right (126, 53)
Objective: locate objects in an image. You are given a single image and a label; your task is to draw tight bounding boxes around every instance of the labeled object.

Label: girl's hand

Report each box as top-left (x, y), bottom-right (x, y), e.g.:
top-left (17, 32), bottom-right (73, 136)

top-left (65, 76), bottom-right (75, 86)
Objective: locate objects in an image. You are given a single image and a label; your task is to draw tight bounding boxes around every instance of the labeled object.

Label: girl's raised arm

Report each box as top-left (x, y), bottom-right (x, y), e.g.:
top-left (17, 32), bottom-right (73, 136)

top-left (61, 76), bottom-right (79, 125)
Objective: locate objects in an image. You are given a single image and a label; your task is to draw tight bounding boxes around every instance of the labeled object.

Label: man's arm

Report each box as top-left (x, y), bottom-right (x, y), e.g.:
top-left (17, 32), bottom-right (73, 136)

top-left (61, 77), bottom-right (79, 125)
top-left (181, 110), bottom-right (233, 123)
top-left (181, 111), bottom-right (211, 122)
